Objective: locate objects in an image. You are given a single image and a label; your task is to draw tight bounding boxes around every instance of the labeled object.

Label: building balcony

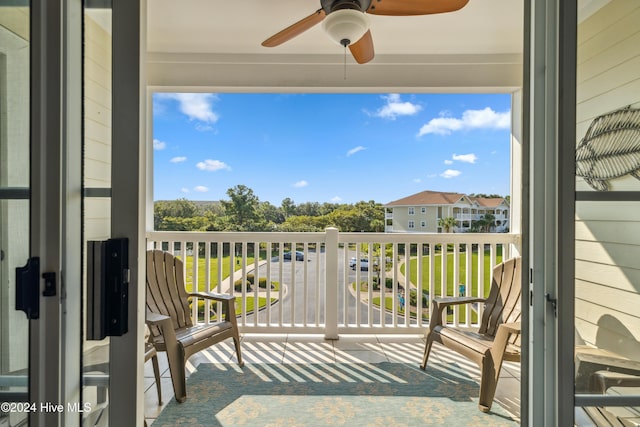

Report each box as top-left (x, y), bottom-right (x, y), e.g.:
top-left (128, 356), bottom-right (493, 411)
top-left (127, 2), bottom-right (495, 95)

top-left (143, 230), bottom-right (521, 424)
top-left (146, 229), bottom-right (520, 336)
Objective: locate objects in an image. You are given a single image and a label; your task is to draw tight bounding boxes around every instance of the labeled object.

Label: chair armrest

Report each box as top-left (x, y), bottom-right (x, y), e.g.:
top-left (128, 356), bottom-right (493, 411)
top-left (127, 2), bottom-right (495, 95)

top-left (187, 292), bottom-right (239, 323)
top-left (433, 296), bottom-right (486, 306)
top-left (591, 371), bottom-right (640, 394)
top-left (497, 322), bottom-right (521, 335)
top-left (188, 291), bottom-right (235, 302)
top-left (490, 322), bottom-right (521, 361)
top-left (430, 296), bottom-right (486, 329)
top-left (146, 310), bottom-right (171, 325)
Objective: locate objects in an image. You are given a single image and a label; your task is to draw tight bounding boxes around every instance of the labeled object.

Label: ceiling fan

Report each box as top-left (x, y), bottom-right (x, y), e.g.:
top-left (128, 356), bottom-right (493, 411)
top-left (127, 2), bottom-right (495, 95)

top-left (261, 0), bottom-right (470, 64)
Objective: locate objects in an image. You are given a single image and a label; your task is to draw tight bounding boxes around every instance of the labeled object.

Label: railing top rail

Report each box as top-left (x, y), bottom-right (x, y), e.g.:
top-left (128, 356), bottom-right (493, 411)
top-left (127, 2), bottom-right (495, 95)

top-left (146, 230), bottom-right (328, 243)
top-left (147, 230), bottom-right (519, 244)
top-left (337, 232), bottom-right (519, 245)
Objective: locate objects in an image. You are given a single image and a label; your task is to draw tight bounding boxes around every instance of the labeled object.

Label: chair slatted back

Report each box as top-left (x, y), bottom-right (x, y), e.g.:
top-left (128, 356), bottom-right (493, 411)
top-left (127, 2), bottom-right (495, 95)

top-left (478, 256), bottom-right (522, 346)
top-left (146, 250), bottom-right (193, 338)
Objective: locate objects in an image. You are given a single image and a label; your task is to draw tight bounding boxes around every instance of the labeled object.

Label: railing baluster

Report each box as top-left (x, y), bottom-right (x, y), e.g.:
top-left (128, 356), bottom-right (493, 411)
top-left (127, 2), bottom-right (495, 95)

top-left (429, 243), bottom-right (435, 325)
top-left (253, 241), bottom-right (260, 328)
top-left (380, 243), bottom-right (387, 328)
top-left (453, 242), bottom-right (460, 327)
top-left (315, 241), bottom-right (321, 327)
top-left (302, 242), bottom-right (309, 327)
top-left (353, 244), bottom-right (360, 326)
top-left (324, 227), bottom-right (339, 339)
top-left (266, 242), bottom-right (272, 326)
top-left (477, 241), bottom-right (485, 322)
top-left (403, 244), bottom-right (410, 327)
top-left (215, 241), bottom-right (222, 320)
top-left (417, 243), bottom-right (424, 328)
top-left (392, 242), bottom-right (398, 327)
top-left (241, 242), bottom-right (248, 326)
top-left (204, 241), bottom-right (211, 325)
top-left (465, 242), bottom-right (472, 327)
top-left (367, 242), bottom-right (374, 328)
top-left (192, 241), bottom-right (199, 322)
top-left (278, 242), bottom-right (284, 327)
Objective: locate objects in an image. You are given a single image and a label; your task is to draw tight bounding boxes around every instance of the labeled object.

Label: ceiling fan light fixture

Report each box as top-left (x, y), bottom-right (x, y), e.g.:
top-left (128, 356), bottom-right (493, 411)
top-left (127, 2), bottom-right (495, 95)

top-left (322, 9), bottom-right (370, 47)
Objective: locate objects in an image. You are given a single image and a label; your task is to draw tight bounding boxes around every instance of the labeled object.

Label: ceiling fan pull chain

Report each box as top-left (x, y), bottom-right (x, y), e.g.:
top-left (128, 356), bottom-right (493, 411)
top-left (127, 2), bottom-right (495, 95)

top-left (344, 45), bottom-right (347, 80)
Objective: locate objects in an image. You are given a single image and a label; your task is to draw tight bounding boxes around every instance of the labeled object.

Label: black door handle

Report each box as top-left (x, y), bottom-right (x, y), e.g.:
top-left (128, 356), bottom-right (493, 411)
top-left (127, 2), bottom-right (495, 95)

top-left (16, 257), bottom-right (40, 319)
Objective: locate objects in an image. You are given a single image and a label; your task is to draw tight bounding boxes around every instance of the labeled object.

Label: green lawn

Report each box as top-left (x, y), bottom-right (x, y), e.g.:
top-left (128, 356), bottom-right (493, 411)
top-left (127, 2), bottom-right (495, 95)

top-left (183, 255), bottom-right (255, 292)
top-left (372, 296), bottom-right (428, 320)
top-left (402, 247), bottom-right (502, 298)
top-left (183, 255), bottom-right (277, 317)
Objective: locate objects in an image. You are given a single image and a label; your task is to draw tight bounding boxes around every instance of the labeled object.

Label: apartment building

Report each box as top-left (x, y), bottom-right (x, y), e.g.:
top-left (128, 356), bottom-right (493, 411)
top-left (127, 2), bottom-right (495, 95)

top-left (384, 190), bottom-right (510, 233)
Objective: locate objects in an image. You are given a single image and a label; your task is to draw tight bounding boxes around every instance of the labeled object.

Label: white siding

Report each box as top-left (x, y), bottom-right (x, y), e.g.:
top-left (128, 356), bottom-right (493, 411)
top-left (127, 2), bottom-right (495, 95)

top-left (575, 0), bottom-right (640, 356)
top-left (84, 14), bottom-right (112, 239)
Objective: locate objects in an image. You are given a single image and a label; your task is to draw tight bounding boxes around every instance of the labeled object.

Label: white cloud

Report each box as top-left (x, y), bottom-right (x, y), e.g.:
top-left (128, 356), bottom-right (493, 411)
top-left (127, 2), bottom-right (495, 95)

top-left (347, 146), bottom-right (366, 156)
top-left (418, 107), bottom-right (510, 136)
top-left (153, 139), bottom-right (167, 150)
top-left (413, 178), bottom-right (422, 183)
top-left (181, 187), bottom-right (190, 193)
top-left (170, 156), bottom-right (187, 163)
top-left (444, 159), bottom-right (453, 165)
top-left (293, 180), bottom-right (308, 188)
top-left (157, 93), bottom-right (220, 123)
top-left (196, 159), bottom-right (231, 172)
top-left (193, 186), bottom-right (209, 193)
top-left (440, 169), bottom-right (462, 179)
top-left (452, 153), bottom-right (478, 164)
top-left (375, 94), bottom-right (422, 120)
top-left (331, 196), bottom-right (342, 202)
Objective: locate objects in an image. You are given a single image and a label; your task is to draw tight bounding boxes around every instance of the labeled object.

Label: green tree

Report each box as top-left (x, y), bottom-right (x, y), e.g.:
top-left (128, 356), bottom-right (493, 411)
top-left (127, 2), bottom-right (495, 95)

top-left (438, 216), bottom-right (457, 233)
top-left (154, 198), bottom-right (199, 230)
top-left (221, 185), bottom-right (262, 231)
top-left (480, 213), bottom-right (496, 232)
top-left (259, 201), bottom-right (284, 225)
top-left (279, 215), bottom-right (324, 232)
top-left (280, 197), bottom-right (296, 219)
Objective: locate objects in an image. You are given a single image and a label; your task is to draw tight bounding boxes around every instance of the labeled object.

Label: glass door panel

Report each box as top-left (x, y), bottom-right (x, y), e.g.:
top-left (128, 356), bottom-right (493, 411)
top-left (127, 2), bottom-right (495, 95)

top-left (575, 0), bottom-right (640, 422)
top-left (0, 3), bottom-right (30, 426)
top-left (82, 3), bottom-right (112, 426)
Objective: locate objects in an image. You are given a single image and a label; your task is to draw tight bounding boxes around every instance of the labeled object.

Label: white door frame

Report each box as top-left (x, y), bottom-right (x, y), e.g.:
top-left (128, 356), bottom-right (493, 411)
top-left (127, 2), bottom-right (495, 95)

top-left (29, 0), bottom-right (83, 425)
top-left (108, 0), bottom-right (147, 425)
top-left (526, 0), bottom-right (577, 425)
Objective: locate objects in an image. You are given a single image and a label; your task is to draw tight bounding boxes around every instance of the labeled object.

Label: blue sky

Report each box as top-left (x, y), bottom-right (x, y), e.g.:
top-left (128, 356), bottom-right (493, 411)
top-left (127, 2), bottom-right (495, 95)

top-left (153, 93), bottom-right (511, 205)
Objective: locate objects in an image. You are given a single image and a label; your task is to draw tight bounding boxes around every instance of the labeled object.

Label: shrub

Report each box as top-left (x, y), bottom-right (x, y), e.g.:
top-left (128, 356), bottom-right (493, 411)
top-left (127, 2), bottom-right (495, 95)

top-left (234, 279), bottom-right (251, 292)
top-left (385, 277), bottom-right (394, 289)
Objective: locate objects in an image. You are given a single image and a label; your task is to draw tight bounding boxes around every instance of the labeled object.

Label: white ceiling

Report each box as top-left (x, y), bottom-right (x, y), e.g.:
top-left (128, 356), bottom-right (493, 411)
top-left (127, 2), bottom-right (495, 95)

top-left (146, 0), bottom-right (525, 91)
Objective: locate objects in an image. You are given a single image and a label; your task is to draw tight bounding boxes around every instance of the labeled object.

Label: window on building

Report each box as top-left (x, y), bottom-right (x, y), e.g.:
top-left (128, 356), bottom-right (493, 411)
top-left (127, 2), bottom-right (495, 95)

top-left (408, 220), bottom-right (415, 229)
top-left (421, 221), bottom-right (426, 227)
top-left (421, 207), bottom-right (426, 214)
top-left (408, 207), bottom-right (415, 215)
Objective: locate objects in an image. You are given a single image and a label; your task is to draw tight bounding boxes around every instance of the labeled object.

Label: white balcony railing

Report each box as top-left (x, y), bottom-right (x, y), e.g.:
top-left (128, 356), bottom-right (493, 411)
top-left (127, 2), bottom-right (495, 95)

top-left (146, 229), bottom-right (520, 338)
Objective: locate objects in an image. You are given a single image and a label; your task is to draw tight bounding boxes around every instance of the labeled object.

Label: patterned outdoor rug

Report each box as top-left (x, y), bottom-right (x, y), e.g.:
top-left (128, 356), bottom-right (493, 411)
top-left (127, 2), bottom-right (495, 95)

top-left (153, 362), bottom-right (518, 426)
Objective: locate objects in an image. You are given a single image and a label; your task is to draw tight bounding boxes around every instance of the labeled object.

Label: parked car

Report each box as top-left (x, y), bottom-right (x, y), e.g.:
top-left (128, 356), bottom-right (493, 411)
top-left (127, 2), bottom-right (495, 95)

top-left (283, 251), bottom-right (304, 261)
top-left (350, 258), bottom-right (375, 271)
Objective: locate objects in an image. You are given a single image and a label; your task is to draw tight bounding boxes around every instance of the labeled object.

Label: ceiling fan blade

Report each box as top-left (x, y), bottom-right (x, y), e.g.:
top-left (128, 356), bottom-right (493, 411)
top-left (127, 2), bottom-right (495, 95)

top-left (261, 9), bottom-right (326, 47)
top-left (349, 30), bottom-right (375, 64)
top-left (367, 0), bottom-right (469, 16)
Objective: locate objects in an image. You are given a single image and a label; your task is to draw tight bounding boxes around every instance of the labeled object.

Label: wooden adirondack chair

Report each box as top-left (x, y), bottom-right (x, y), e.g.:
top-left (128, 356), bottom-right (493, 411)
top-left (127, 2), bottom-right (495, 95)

top-left (420, 256), bottom-right (522, 412)
top-left (145, 250), bottom-right (243, 403)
